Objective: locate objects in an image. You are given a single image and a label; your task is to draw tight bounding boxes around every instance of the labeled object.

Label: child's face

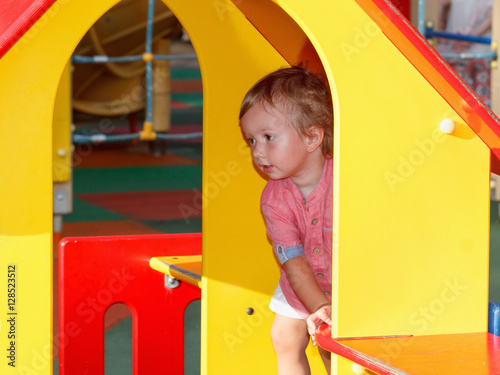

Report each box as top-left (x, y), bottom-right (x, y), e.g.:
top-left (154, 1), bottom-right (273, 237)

top-left (240, 102), bottom-right (312, 182)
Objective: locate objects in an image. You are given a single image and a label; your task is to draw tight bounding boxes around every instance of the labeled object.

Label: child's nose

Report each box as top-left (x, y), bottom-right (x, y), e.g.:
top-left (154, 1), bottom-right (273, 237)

top-left (252, 143), bottom-right (264, 158)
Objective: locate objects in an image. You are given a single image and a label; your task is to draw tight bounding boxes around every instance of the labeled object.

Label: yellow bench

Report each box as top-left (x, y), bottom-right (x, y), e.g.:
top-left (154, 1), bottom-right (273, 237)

top-left (149, 255), bottom-right (202, 288)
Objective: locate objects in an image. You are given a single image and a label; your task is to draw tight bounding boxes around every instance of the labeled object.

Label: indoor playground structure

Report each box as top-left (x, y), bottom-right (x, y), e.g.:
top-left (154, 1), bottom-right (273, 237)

top-left (3, 0), bottom-right (500, 374)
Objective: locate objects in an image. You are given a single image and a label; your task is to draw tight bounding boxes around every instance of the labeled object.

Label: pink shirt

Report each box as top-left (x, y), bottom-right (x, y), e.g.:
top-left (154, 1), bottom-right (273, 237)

top-left (261, 158), bottom-right (333, 319)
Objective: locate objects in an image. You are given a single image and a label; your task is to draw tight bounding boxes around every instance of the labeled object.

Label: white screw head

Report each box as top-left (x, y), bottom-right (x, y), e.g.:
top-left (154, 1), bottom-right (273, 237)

top-left (352, 363), bottom-right (366, 374)
top-left (440, 119), bottom-right (456, 134)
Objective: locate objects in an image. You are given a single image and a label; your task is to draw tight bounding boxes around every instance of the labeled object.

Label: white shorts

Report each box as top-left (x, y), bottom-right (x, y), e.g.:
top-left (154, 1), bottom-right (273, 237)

top-left (269, 284), bottom-right (302, 320)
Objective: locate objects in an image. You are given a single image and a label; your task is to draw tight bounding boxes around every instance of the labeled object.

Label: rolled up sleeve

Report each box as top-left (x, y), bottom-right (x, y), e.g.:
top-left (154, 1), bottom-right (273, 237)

top-left (274, 243), bottom-right (304, 264)
top-left (262, 204), bottom-right (302, 264)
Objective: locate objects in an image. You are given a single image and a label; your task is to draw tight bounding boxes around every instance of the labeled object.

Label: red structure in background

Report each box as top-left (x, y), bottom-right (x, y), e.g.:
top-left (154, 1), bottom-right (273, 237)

top-left (391, 0), bottom-right (411, 19)
top-left (58, 233), bottom-right (202, 375)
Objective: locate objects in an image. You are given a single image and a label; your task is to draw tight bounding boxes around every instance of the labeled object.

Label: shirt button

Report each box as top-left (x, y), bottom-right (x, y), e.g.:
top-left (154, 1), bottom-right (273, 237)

top-left (313, 248), bottom-right (320, 254)
top-left (302, 198), bottom-right (306, 204)
top-left (324, 291), bottom-right (330, 296)
top-left (277, 245), bottom-right (283, 254)
top-left (317, 273), bottom-right (324, 279)
top-left (311, 219), bottom-right (318, 225)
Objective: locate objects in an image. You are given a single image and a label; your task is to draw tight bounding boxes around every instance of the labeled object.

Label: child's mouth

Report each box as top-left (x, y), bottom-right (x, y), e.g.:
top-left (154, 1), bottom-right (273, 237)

top-left (263, 165), bottom-right (273, 173)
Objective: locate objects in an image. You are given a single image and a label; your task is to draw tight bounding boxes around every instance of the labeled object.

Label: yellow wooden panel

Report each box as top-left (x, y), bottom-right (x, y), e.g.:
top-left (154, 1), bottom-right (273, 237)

top-left (0, 235), bottom-right (52, 374)
top-left (0, 1), bottom-right (121, 374)
top-left (162, 0), bottom-right (325, 372)
top-left (231, 0), bottom-right (323, 72)
top-left (53, 61), bottom-right (72, 182)
top-left (278, 0), bottom-right (489, 340)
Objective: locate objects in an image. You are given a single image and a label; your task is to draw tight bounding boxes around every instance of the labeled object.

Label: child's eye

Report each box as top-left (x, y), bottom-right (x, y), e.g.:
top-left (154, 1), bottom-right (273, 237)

top-left (247, 137), bottom-right (255, 145)
top-left (265, 134), bottom-right (275, 141)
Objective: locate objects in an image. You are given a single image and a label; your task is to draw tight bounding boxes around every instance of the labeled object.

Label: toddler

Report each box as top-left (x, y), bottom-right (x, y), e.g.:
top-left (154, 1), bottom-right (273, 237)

top-left (239, 66), bottom-right (333, 374)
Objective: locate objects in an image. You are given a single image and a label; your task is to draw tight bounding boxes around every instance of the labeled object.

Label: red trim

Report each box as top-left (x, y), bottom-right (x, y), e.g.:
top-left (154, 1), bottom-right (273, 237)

top-left (0, 0), bottom-right (57, 58)
top-left (357, 0), bottom-right (500, 172)
top-left (316, 325), bottom-right (500, 374)
top-left (315, 324), bottom-right (405, 375)
top-left (390, 0), bottom-right (410, 19)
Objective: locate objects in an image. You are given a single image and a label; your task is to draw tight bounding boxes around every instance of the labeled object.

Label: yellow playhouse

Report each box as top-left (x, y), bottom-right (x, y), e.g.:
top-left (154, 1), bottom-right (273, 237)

top-left (1, 0), bottom-right (500, 374)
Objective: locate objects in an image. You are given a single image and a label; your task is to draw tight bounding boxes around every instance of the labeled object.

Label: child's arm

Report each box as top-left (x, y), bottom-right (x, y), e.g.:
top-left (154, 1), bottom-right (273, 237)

top-left (284, 256), bottom-right (332, 345)
top-left (283, 256), bottom-right (330, 314)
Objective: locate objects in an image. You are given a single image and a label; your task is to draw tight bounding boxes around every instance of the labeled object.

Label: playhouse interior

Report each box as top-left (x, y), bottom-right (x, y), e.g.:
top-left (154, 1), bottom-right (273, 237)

top-left (2, 0), bottom-right (500, 374)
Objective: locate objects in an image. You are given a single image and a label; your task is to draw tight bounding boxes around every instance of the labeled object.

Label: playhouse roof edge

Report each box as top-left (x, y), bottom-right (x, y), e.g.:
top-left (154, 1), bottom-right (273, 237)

top-left (0, 0), bottom-right (57, 59)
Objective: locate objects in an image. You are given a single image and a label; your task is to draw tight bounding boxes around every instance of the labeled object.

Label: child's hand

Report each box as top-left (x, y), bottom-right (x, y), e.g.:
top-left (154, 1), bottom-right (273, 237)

top-left (306, 303), bottom-right (331, 346)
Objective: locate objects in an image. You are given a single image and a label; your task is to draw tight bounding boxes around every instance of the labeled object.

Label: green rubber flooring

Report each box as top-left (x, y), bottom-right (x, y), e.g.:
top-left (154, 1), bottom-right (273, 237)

top-left (72, 165), bottom-right (202, 194)
top-left (490, 219), bottom-right (500, 304)
top-left (171, 68), bottom-right (202, 80)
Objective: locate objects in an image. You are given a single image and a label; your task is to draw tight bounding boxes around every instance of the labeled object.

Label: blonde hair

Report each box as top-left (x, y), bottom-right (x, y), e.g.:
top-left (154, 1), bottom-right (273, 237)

top-left (239, 66), bottom-right (333, 157)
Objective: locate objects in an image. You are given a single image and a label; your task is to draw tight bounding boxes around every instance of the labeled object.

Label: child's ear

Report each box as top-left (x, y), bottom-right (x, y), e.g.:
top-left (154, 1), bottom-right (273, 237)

top-left (305, 126), bottom-right (324, 152)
